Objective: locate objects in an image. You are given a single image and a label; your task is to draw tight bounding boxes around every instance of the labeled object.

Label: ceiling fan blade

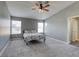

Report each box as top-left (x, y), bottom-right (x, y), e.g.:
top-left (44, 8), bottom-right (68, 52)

top-left (43, 4), bottom-right (50, 8)
top-left (43, 9), bottom-right (49, 12)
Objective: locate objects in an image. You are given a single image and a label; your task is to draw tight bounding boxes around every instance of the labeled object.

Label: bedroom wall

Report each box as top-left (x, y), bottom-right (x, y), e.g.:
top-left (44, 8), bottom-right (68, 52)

top-left (0, 2), bottom-right (10, 51)
top-left (11, 16), bottom-right (38, 38)
top-left (45, 2), bottom-right (79, 42)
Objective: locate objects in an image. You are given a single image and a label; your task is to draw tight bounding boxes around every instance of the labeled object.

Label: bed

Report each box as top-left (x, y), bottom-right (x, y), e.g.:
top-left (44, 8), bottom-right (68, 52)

top-left (23, 30), bottom-right (46, 45)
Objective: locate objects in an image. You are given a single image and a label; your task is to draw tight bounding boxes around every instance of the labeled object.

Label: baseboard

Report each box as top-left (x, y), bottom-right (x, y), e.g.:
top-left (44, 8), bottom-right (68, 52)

top-left (0, 41), bottom-right (10, 56)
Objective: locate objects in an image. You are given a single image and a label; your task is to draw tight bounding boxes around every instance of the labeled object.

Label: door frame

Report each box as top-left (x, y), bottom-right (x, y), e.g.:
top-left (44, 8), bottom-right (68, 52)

top-left (67, 15), bottom-right (79, 43)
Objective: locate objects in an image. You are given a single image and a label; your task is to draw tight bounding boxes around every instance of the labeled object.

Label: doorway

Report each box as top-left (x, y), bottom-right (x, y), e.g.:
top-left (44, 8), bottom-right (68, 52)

top-left (68, 16), bottom-right (79, 45)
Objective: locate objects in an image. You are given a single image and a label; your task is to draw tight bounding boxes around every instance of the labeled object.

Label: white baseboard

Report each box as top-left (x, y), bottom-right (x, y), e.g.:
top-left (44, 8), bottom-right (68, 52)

top-left (0, 41), bottom-right (10, 56)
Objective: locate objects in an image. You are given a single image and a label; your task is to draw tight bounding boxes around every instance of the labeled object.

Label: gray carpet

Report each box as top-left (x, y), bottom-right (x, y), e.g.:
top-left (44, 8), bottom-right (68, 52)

top-left (1, 37), bottom-right (79, 57)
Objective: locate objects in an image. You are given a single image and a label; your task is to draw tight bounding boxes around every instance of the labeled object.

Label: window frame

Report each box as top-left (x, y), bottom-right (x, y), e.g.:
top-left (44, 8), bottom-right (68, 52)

top-left (37, 22), bottom-right (44, 33)
top-left (11, 20), bottom-right (21, 34)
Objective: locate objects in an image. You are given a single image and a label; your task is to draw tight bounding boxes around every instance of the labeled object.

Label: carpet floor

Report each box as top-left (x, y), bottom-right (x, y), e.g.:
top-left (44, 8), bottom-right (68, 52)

top-left (1, 37), bottom-right (79, 57)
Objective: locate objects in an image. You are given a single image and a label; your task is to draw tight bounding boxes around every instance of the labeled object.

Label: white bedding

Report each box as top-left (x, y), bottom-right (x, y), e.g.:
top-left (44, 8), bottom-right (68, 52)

top-left (23, 33), bottom-right (45, 42)
top-left (23, 33), bottom-right (42, 37)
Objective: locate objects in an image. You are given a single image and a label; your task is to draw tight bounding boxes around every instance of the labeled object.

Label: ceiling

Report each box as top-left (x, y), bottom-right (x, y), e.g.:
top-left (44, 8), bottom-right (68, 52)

top-left (6, 1), bottom-right (75, 20)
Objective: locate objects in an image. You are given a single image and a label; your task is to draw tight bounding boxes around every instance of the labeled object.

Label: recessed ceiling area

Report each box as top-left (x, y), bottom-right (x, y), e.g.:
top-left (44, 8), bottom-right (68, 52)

top-left (6, 1), bottom-right (75, 20)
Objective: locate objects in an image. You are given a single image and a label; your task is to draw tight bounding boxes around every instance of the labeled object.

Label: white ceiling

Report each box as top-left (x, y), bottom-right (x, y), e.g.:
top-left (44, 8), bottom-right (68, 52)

top-left (6, 1), bottom-right (75, 20)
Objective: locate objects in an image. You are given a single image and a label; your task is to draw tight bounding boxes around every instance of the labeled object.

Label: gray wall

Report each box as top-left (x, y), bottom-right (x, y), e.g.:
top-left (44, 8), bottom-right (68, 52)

top-left (0, 2), bottom-right (10, 51)
top-left (11, 16), bottom-right (38, 38)
top-left (45, 2), bottom-right (79, 42)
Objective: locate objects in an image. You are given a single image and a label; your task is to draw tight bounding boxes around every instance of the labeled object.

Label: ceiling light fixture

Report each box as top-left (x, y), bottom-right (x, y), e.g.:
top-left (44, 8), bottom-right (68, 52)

top-left (32, 1), bottom-right (50, 13)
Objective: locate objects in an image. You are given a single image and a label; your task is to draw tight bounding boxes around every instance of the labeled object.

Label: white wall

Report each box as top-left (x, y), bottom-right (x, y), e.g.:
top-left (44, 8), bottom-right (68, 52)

top-left (45, 2), bottom-right (79, 42)
top-left (0, 2), bottom-right (10, 51)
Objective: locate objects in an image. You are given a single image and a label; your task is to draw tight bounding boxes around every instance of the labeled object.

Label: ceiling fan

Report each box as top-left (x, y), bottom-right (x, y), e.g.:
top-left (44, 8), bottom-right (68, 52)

top-left (32, 1), bottom-right (50, 12)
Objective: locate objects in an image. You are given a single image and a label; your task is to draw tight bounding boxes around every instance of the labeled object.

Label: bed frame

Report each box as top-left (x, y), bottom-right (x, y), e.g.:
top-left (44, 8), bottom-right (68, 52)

top-left (23, 30), bottom-right (46, 45)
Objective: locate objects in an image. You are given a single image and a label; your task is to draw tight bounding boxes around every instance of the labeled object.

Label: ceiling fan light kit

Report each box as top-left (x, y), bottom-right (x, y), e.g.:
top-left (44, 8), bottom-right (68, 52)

top-left (32, 1), bottom-right (50, 13)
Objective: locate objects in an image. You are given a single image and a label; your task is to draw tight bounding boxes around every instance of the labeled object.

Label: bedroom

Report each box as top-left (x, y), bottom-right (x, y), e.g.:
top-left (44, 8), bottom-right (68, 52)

top-left (1, 1), bottom-right (79, 57)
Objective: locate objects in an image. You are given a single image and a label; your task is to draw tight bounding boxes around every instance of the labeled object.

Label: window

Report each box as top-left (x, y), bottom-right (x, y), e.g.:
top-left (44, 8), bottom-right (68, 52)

top-left (12, 20), bottom-right (21, 34)
top-left (38, 22), bottom-right (43, 33)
